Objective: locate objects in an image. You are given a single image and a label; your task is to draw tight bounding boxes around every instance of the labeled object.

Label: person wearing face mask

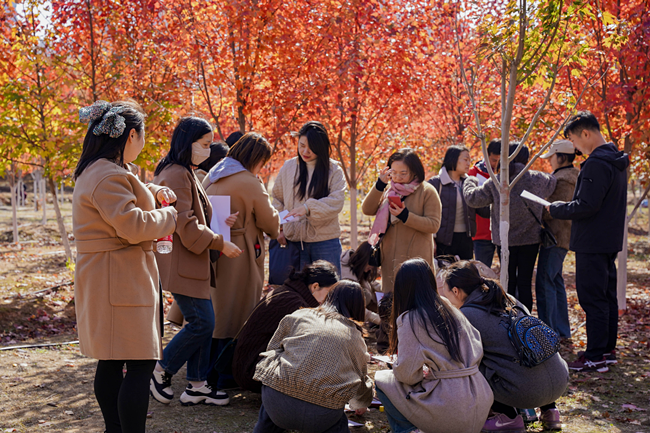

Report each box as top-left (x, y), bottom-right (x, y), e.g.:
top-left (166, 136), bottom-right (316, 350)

top-left (231, 260), bottom-right (339, 393)
top-left (271, 121), bottom-right (347, 277)
top-left (202, 132), bottom-right (281, 391)
top-left (150, 117), bottom-right (242, 407)
top-left (429, 145), bottom-right (489, 260)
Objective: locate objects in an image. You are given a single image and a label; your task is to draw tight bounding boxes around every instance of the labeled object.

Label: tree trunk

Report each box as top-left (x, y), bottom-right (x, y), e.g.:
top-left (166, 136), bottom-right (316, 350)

top-left (617, 215), bottom-right (627, 313)
top-left (48, 177), bottom-right (73, 263)
top-left (350, 186), bottom-right (358, 249)
top-left (10, 169), bottom-right (19, 244)
top-left (41, 179), bottom-right (47, 226)
top-left (498, 187), bottom-right (510, 291)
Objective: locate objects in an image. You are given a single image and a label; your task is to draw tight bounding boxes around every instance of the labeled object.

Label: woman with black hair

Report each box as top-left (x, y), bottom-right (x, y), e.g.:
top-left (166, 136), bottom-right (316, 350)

top-left (73, 100), bottom-right (178, 433)
top-left (232, 260), bottom-right (339, 392)
top-left (253, 281), bottom-right (373, 433)
top-left (374, 258), bottom-right (492, 433)
top-left (149, 117), bottom-right (241, 407)
top-left (440, 261), bottom-right (568, 432)
top-left (340, 241), bottom-right (381, 325)
top-left (272, 121), bottom-right (347, 275)
top-left (361, 148), bottom-right (441, 294)
top-left (429, 145), bottom-right (487, 260)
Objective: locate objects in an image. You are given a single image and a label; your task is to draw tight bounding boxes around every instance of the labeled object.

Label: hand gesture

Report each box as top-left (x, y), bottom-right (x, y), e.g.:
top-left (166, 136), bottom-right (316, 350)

top-left (355, 408), bottom-right (367, 416)
top-left (277, 231), bottom-right (287, 246)
top-left (379, 166), bottom-right (391, 184)
top-left (222, 241), bottom-right (242, 258)
top-left (156, 187), bottom-right (177, 205)
top-left (388, 199), bottom-right (405, 216)
top-left (225, 211), bottom-right (239, 228)
top-left (286, 205), bottom-right (308, 219)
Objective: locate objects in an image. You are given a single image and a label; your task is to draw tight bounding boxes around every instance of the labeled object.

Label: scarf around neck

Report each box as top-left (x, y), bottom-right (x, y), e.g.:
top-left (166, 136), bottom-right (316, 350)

top-left (368, 179), bottom-right (421, 246)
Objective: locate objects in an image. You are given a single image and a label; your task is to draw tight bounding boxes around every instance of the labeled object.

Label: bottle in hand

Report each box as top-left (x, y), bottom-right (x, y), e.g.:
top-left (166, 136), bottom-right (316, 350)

top-left (157, 200), bottom-right (173, 254)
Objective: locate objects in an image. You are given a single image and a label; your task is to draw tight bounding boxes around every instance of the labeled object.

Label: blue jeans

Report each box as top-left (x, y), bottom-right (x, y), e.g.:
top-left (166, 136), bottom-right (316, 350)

top-left (535, 246), bottom-right (571, 338)
top-left (159, 293), bottom-right (214, 382)
top-left (474, 239), bottom-right (496, 268)
top-left (376, 387), bottom-right (417, 433)
top-left (299, 238), bottom-right (342, 277)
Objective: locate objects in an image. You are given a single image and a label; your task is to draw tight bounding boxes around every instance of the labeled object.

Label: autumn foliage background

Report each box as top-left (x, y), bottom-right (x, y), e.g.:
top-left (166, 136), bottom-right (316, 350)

top-left (1, 0), bottom-right (649, 201)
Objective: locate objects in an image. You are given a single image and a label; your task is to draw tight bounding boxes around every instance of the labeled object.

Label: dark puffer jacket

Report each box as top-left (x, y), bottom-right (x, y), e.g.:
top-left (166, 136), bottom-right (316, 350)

top-left (428, 167), bottom-right (488, 246)
top-left (549, 143), bottom-right (629, 254)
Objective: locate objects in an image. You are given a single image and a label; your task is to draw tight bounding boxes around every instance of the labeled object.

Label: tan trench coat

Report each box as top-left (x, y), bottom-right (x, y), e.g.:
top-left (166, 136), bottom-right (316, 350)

top-left (72, 159), bottom-right (177, 360)
top-left (361, 182), bottom-right (442, 293)
top-left (203, 170), bottom-right (280, 338)
top-left (153, 164), bottom-right (224, 300)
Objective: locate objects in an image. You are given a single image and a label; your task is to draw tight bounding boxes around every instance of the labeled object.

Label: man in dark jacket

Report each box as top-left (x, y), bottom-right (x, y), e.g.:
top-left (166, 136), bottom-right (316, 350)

top-left (549, 111), bottom-right (629, 373)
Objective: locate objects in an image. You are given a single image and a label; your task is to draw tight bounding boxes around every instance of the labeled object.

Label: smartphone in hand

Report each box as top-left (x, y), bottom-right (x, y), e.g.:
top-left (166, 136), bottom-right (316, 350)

top-left (387, 196), bottom-right (402, 207)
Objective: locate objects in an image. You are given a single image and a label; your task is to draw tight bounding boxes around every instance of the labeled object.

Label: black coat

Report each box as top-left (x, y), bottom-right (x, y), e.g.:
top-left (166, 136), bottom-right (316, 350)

top-left (549, 143), bottom-right (629, 254)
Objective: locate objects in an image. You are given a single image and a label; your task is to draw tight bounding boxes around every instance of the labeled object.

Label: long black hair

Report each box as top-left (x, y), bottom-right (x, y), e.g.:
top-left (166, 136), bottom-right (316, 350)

top-left (389, 258), bottom-right (463, 363)
top-left (316, 280), bottom-right (366, 325)
top-left (443, 261), bottom-right (514, 314)
top-left (74, 100), bottom-right (146, 180)
top-left (288, 260), bottom-right (339, 288)
top-left (155, 117), bottom-right (213, 175)
top-left (295, 121), bottom-right (331, 200)
top-left (348, 241), bottom-right (378, 284)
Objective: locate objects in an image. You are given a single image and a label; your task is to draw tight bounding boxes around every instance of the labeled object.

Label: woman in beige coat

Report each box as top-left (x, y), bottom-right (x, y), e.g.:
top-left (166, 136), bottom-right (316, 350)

top-left (375, 259), bottom-right (493, 433)
top-left (73, 100), bottom-right (178, 433)
top-left (202, 132), bottom-right (280, 389)
top-left (150, 117), bottom-right (241, 408)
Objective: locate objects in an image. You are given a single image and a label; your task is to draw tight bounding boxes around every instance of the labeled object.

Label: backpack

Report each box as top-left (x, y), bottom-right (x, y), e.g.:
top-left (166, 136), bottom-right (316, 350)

top-left (462, 303), bottom-right (560, 368)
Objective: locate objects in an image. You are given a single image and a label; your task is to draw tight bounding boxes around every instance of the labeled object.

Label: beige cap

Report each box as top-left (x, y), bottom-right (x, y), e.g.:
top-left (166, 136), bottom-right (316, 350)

top-left (540, 140), bottom-right (575, 159)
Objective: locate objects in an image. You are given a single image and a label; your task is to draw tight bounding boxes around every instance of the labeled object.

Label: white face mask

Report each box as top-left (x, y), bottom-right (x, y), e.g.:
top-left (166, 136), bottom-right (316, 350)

top-left (191, 142), bottom-right (211, 166)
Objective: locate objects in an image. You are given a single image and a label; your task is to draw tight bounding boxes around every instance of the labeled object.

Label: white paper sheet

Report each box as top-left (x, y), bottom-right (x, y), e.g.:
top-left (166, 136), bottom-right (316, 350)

top-left (348, 420), bottom-right (364, 427)
top-left (371, 354), bottom-right (396, 365)
top-left (208, 195), bottom-right (231, 243)
top-left (520, 190), bottom-right (551, 207)
top-left (476, 173), bottom-right (489, 186)
top-left (375, 292), bottom-right (385, 303)
top-left (278, 209), bottom-right (296, 224)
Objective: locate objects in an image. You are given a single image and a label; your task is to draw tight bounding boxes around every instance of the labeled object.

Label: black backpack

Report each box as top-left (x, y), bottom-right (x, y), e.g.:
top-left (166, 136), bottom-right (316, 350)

top-left (462, 303), bottom-right (560, 368)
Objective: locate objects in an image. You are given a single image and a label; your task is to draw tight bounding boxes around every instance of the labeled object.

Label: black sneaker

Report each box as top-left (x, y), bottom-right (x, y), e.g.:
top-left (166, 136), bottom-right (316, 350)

top-left (568, 355), bottom-right (608, 373)
top-left (577, 350), bottom-right (618, 365)
top-left (150, 370), bottom-right (174, 404)
top-left (180, 383), bottom-right (229, 406)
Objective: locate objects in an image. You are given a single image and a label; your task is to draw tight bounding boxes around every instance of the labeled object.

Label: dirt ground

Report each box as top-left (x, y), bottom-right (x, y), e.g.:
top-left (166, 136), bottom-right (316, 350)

top-left (1, 192), bottom-right (650, 432)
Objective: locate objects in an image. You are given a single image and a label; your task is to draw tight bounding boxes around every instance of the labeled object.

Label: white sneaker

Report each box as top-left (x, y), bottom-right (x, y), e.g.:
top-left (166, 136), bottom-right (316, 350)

top-left (150, 370), bottom-right (173, 404)
top-left (180, 383), bottom-right (229, 406)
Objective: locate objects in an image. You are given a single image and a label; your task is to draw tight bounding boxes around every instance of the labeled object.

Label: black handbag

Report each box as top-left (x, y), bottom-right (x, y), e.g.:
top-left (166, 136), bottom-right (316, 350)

top-left (522, 200), bottom-right (557, 248)
top-left (268, 238), bottom-right (300, 285)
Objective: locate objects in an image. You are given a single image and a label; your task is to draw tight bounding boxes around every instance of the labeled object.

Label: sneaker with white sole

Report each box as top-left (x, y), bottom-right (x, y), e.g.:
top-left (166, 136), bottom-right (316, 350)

top-left (568, 354), bottom-right (608, 373)
top-left (180, 383), bottom-right (229, 406)
top-left (540, 407), bottom-right (562, 430)
top-left (481, 413), bottom-right (526, 433)
top-left (578, 349), bottom-right (617, 365)
top-left (150, 369), bottom-right (174, 404)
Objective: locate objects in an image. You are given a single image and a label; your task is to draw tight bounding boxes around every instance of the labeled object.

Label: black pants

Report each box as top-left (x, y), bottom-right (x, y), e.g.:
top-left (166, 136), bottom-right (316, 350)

top-left (497, 244), bottom-right (539, 312)
top-left (575, 252), bottom-right (618, 360)
top-left (94, 359), bottom-right (156, 433)
top-left (436, 232), bottom-right (474, 260)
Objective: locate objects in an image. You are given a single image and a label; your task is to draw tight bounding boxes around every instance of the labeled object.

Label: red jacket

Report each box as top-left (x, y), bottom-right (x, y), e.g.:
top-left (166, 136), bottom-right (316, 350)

top-left (468, 161), bottom-right (492, 241)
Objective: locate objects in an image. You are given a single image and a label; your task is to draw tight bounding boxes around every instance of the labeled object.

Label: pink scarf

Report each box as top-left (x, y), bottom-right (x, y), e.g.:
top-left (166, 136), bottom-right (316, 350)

top-left (368, 180), bottom-right (421, 246)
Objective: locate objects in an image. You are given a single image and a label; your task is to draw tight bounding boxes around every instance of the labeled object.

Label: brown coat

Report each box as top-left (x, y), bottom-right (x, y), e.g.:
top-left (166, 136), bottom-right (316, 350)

top-left (203, 169), bottom-right (280, 338)
top-left (361, 182), bottom-right (442, 293)
top-left (153, 164), bottom-right (224, 299)
top-left (72, 159), bottom-right (177, 360)
top-left (543, 166), bottom-right (579, 251)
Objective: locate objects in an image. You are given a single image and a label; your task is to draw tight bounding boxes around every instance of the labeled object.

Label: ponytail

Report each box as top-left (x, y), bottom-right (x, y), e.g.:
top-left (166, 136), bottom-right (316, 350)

top-left (443, 261), bottom-right (514, 313)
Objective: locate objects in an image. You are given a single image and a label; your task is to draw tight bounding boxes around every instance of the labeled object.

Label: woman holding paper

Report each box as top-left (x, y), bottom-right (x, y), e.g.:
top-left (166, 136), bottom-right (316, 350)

top-left (463, 144), bottom-right (556, 311)
top-left (271, 121), bottom-right (347, 276)
top-left (150, 117), bottom-right (241, 407)
top-left (203, 132), bottom-right (280, 389)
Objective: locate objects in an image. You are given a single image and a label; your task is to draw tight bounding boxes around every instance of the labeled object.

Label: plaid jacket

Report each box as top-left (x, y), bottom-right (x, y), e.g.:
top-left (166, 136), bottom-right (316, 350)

top-left (253, 308), bottom-right (374, 410)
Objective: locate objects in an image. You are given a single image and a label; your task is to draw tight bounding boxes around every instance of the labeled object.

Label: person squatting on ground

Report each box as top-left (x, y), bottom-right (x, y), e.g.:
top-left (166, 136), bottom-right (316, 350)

top-left (463, 143), bottom-right (556, 312)
top-left (150, 117), bottom-right (242, 407)
top-left (549, 111), bottom-right (629, 373)
top-left (232, 260), bottom-right (339, 393)
top-left (440, 261), bottom-right (569, 433)
top-left (272, 121), bottom-right (347, 275)
top-left (340, 241), bottom-right (382, 325)
top-left (429, 145), bottom-right (489, 260)
top-left (252, 281), bottom-right (374, 433)
top-left (536, 140), bottom-right (580, 339)
top-left (203, 132), bottom-right (281, 389)
top-left (72, 100), bottom-right (178, 433)
top-left (374, 258), bottom-right (493, 433)
top-left (468, 139), bottom-right (501, 267)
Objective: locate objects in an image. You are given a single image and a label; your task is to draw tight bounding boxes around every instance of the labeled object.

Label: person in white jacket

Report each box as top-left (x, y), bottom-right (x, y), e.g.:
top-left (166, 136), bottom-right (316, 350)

top-left (272, 121), bottom-right (347, 275)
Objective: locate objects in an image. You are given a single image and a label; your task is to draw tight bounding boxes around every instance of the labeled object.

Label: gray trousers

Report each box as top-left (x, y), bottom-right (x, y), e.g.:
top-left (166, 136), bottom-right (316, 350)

top-left (253, 385), bottom-right (349, 433)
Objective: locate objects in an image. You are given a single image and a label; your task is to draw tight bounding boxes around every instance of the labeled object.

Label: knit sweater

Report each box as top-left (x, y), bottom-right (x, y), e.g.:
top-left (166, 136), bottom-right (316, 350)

top-left (271, 157), bottom-right (347, 243)
top-left (232, 279), bottom-right (320, 393)
top-left (254, 308), bottom-right (374, 410)
top-left (543, 166), bottom-right (579, 250)
top-left (463, 163), bottom-right (556, 246)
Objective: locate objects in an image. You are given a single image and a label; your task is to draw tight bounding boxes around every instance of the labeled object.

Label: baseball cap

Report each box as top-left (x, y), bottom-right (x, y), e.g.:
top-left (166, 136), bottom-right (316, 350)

top-left (540, 140), bottom-right (575, 159)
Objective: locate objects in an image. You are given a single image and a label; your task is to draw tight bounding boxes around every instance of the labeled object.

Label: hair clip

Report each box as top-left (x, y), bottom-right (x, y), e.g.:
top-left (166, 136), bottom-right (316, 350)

top-left (79, 100), bottom-right (112, 125)
top-left (80, 101), bottom-right (127, 138)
